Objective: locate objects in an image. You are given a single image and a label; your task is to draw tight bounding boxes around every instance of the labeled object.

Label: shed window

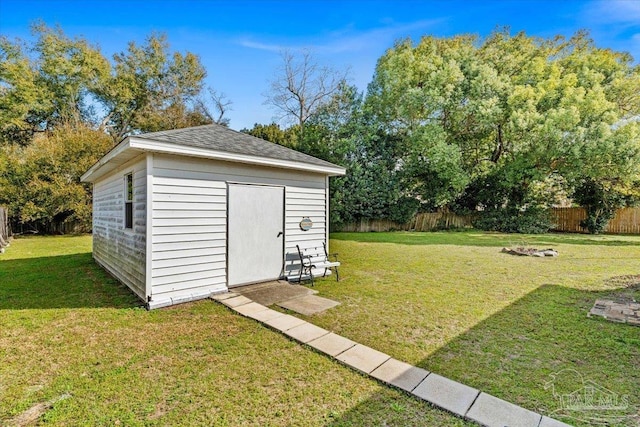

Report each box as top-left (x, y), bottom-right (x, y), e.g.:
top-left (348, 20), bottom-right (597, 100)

top-left (124, 173), bottom-right (133, 229)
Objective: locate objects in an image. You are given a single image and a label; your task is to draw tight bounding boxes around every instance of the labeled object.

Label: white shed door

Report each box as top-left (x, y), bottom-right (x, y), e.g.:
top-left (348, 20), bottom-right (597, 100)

top-left (228, 184), bottom-right (284, 287)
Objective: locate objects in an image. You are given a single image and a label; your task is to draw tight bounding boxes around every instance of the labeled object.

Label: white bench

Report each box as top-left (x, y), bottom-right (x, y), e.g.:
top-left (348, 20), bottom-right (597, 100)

top-left (296, 243), bottom-right (340, 285)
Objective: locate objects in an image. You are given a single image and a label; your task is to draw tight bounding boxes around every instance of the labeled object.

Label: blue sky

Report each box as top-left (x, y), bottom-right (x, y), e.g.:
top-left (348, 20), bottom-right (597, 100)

top-left (1, 0), bottom-right (639, 130)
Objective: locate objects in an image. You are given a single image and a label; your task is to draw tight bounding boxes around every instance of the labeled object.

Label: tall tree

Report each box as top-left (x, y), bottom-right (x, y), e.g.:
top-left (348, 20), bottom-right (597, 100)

top-left (0, 24), bottom-right (221, 233)
top-left (367, 30), bottom-right (640, 230)
top-left (241, 122), bottom-right (298, 147)
top-left (97, 33), bottom-right (210, 139)
top-left (0, 124), bottom-right (113, 232)
top-left (0, 24), bottom-right (110, 144)
top-left (264, 49), bottom-right (349, 135)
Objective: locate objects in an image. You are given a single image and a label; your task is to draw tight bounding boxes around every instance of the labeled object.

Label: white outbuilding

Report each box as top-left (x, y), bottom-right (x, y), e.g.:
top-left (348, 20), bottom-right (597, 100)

top-left (81, 124), bottom-right (346, 309)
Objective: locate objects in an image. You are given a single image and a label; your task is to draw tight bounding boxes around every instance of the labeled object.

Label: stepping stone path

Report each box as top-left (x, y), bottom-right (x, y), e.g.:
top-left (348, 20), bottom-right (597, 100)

top-left (211, 292), bottom-right (573, 427)
top-left (589, 299), bottom-right (640, 326)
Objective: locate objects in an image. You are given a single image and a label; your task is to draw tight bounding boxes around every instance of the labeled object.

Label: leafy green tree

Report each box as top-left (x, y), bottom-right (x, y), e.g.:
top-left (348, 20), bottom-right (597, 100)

top-left (0, 24), bottom-right (110, 144)
top-left (0, 125), bottom-right (113, 232)
top-left (0, 24), bottom-right (217, 232)
top-left (241, 123), bottom-right (298, 148)
top-left (98, 33), bottom-right (209, 139)
top-left (367, 30), bottom-right (640, 231)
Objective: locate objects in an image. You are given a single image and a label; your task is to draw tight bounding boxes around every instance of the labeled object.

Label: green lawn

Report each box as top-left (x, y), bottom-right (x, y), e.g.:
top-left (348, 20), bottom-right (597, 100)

top-left (310, 231), bottom-right (640, 426)
top-left (2, 233), bottom-right (639, 426)
top-left (0, 235), bottom-right (468, 426)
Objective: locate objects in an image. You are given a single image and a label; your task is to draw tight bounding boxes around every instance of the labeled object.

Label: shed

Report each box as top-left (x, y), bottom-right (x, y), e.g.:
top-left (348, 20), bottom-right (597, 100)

top-left (81, 124), bottom-right (346, 309)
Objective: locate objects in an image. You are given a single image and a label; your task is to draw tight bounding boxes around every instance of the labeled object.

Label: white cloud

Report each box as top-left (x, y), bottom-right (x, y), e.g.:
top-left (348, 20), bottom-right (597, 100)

top-left (583, 0), bottom-right (640, 27)
top-left (237, 39), bottom-right (285, 52)
top-left (236, 18), bottom-right (444, 54)
top-left (580, 0), bottom-right (640, 61)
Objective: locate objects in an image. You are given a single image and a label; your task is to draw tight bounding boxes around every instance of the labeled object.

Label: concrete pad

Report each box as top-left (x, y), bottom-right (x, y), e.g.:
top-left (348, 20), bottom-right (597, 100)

top-left (307, 332), bottom-right (356, 357)
top-left (210, 292), bottom-right (238, 301)
top-left (220, 295), bottom-right (252, 308)
top-left (248, 308), bottom-right (286, 323)
top-left (466, 392), bottom-right (541, 427)
top-left (538, 416), bottom-right (574, 427)
top-left (370, 358), bottom-right (430, 392)
top-left (336, 344), bottom-right (390, 374)
top-left (284, 322), bottom-right (330, 343)
top-left (278, 294), bottom-right (340, 315)
top-left (264, 314), bottom-right (307, 331)
top-left (234, 281), bottom-right (316, 306)
top-left (232, 302), bottom-right (269, 317)
top-left (412, 373), bottom-right (479, 417)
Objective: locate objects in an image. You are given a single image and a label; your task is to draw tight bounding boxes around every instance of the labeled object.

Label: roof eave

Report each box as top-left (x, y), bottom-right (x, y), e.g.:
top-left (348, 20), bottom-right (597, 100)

top-left (81, 137), bottom-right (133, 183)
top-left (130, 137), bottom-right (346, 176)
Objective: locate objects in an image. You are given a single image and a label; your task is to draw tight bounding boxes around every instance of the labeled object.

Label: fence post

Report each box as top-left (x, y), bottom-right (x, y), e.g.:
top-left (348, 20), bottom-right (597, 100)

top-left (0, 206), bottom-right (10, 251)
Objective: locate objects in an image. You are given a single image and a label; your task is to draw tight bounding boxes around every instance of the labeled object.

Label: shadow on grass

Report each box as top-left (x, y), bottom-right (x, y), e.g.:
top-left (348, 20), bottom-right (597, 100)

top-left (0, 252), bottom-right (141, 310)
top-left (326, 281), bottom-right (640, 427)
top-left (331, 231), bottom-right (640, 248)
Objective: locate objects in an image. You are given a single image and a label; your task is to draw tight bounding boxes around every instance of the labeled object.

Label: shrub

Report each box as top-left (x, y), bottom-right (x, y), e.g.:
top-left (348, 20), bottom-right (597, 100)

top-left (472, 207), bottom-right (553, 234)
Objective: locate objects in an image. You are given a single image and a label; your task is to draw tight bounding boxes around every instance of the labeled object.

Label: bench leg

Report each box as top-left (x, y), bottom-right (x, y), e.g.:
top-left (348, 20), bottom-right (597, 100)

top-left (335, 267), bottom-right (339, 282)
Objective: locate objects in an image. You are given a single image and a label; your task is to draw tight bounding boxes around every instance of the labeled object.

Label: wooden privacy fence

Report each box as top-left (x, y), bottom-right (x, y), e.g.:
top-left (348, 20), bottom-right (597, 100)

top-left (551, 207), bottom-right (640, 234)
top-left (336, 211), bottom-right (474, 232)
top-left (337, 207), bottom-right (640, 234)
top-left (0, 206), bottom-right (10, 250)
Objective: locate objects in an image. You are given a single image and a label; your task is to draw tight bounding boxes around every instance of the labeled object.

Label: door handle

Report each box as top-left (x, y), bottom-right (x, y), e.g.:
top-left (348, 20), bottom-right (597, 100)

top-left (277, 231), bottom-right (283, 238)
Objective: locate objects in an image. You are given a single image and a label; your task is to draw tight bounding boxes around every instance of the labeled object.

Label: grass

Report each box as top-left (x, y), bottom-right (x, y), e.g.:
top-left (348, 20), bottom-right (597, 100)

top-left (0, 235), bottom-right (469, 426)
top-left (308, 231), bottom-right (640, 426)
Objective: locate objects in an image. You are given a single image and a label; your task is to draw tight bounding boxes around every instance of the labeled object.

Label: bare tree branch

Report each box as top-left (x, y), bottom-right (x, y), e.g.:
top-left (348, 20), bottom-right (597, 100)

top-left (195, 86), bottom-right (233, 126)
top-left (264, 49), bottom-right (349, 133)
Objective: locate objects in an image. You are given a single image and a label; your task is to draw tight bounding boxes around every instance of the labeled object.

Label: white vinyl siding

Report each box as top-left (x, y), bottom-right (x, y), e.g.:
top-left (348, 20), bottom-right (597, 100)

top-left (92, 156), bottom-right (146, 299)
top-left (91, 150), bottom-right (331, 308)
top-left (150, 166), bottom-right (227, 304)
top-left (283, 187), bottom-right (327, 279)
top-left (150, 154), bottom-right (326, 303)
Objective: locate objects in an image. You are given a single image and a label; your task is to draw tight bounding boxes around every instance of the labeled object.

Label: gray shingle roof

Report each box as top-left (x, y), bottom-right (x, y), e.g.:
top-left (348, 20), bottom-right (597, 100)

top-left (137, 123), bottom-right (341, 170)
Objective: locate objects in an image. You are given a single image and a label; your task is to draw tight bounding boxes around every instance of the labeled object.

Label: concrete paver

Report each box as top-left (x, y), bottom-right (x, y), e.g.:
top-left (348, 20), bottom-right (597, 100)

top-left (220, 295), bottom-right (252, 308)
top-left (307, 332), bottom-right (356, 357)
top-left (249, 308), bottom-right (286, 323)
top-left (264, 313), bottom-right (307, 331)
top-left (370, 358), bottom-right (430, 392)
top-left (277, 294), bottom-right (340, 315)
top-left (412, 373), bottom-right (479, 417)
top-left (336, 344), bottom-right (390, 374)
top-left (232, 301), bottom-right (269, 317)
top-left (212, 291), bottom-right (571, 427)
top-left (210, 292), bottom-right (238, 301)
top-left (538, 416), bottom-right (574, 427)
top-left (466, 392), bottom-right (541, 427)
top-left (284, 322), bottom-right (330, 343)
